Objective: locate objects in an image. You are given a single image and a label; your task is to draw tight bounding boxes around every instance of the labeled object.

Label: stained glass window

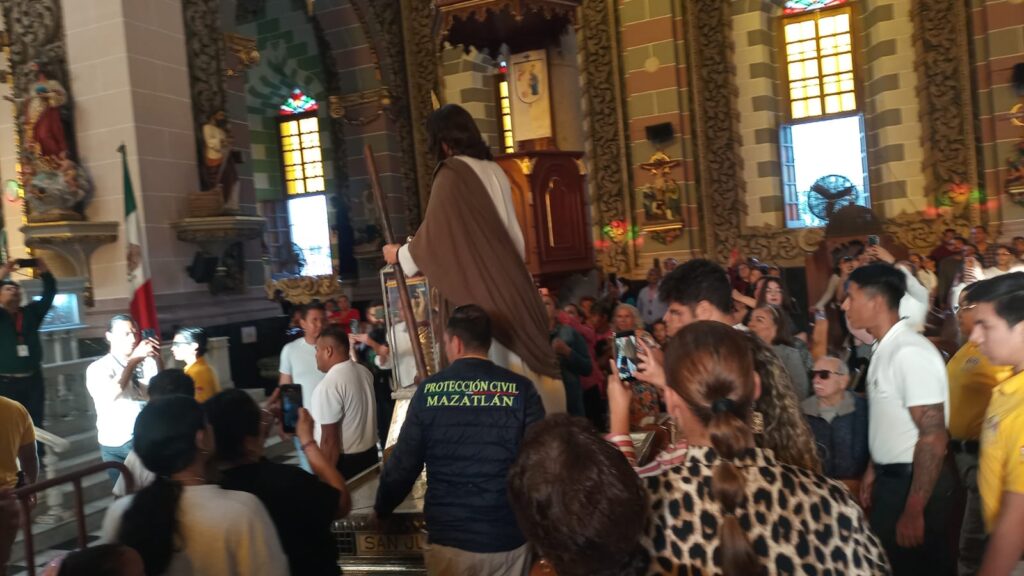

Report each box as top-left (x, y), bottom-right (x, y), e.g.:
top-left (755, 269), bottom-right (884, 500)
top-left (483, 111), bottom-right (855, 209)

top-left (783, 7), bottom-right (857, 119)
top-left (279, 88), bottom-right (319, 115)
top-left (279, 114), bottom-right (325, 195)
top-left (783, 0), bottom-right (848, 14)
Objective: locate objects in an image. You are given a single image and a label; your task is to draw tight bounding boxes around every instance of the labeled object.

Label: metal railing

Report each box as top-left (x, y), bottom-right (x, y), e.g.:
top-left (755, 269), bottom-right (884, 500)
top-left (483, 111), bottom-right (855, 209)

top-left (12, 462), bottom-right (134, 576)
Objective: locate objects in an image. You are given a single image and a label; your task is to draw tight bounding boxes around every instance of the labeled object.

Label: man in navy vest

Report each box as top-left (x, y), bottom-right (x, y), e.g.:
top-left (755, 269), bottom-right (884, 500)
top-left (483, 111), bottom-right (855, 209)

top-left (375, 304), bottom-right (544, 576)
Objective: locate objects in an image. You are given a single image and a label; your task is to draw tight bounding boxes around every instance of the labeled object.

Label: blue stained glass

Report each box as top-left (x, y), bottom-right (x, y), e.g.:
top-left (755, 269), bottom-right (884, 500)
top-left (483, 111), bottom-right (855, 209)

top-left (784, 0), bottom-right (848, 14)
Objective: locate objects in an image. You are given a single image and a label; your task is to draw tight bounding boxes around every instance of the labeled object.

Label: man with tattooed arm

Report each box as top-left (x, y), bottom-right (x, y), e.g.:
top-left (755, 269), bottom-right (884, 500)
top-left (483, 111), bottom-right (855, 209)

top-left (843, 263), bottom-right (955, 575)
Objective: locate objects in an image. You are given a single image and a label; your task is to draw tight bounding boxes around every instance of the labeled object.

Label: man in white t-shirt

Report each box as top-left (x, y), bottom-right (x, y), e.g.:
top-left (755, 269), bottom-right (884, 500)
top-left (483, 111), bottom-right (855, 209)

top-left (85, 314), bottom-right (161, 483)
top-left (311, 325), bottom-right (377, 479)
top-left (279, 303), bottom-right (327, 409)
top-left (842, 263), bottom-right (954, 575)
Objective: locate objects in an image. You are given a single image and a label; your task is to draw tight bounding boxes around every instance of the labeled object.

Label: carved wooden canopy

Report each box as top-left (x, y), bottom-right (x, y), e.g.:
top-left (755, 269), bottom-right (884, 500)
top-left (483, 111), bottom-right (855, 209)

top-left (436, 0), bottom-right (580, 53)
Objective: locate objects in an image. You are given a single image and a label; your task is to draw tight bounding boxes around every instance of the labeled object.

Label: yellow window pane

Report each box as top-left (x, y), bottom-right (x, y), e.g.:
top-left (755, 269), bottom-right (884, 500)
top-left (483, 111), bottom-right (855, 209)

top-left (305, 177), bottom-right (325, 192)
top-left (785, 22), bottom-right (804, 42)
top-left (790, 85), bottom-right (805, 100)
top-left (800, 21), bottom-right (815, 40)
top-left (823, 78), bottom-right (839, 94)
top-left (838, 54), bottom-right (853, 72)
top-left (820, 36), bottom-right (836, 55)
top-left (292, 179), bottom-right (306, 195)
top-left (789, 61), bottom-right (806, 80)
top-left (840, 77), bottom-right (855, 93)
top-left (285, 150), bottom-right (302, 166)
top-left (824, 94), bottom-right (841, 114)
top-left (281, 136), bottom-right (299, 152)
top-left (299, 117), bottom-right (319, 133)
top-left (304, 162), bottom-right (324, 178)
top-left (301, 133), bottom-right (320, 148)
top-left (840, 92), bottom-right (857, 111)
top-left (807, 98), bottom-right (822, 117)
top-left (279, 121), bottom-right (297, 136)
top-left (819, 16), bottom-right (835, 36)
top-left (805, 80), bottom-right (821, 97)
top-left (792, 100), bottom-right (808, 118)
top-left (834, 14), bottom-right (850, 33)
top-left (502, 116), bottom-right (513, 131)
top-left (303, 148), bottom-right (322, 163)
top-left (836, 33), bottom-right (851, 51)
top-left (499, 81), bottom-right (509, 98)
top-left (821, 56), bottom-right (837, 75)
top-left (803, 60), bottom-right (819, 78)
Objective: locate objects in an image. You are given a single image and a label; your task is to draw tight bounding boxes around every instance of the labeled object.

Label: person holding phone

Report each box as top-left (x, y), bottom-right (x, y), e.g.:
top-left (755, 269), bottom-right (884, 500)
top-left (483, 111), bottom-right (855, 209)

top-left (86, 314), bottom-right (162, 483)
top-left (0, 258), bottom-right (55, 447)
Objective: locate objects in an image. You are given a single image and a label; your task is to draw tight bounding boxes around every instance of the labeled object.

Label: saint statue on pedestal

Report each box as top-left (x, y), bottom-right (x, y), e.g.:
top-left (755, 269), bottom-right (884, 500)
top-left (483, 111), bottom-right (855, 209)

top-left (202, 111), bottom-right (240, 212)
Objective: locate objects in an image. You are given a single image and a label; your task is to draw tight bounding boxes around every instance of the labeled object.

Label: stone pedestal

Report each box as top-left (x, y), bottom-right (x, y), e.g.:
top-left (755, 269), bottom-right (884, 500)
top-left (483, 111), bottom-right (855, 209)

top-left (21, 221), bottom-right (118, 307)
top-left (171, 216), bottom-right (264, 294)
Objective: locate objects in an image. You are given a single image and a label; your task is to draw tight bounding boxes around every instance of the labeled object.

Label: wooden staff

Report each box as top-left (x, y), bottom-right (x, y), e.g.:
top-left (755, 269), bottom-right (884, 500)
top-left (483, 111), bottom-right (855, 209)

top-left (364, 144), bottom-right (429, 381)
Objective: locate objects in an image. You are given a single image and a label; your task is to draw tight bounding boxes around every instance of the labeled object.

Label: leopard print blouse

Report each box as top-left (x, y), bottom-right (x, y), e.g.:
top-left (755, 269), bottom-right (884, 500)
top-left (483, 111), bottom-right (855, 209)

top-left (637, 446), bottom-right (891, 575)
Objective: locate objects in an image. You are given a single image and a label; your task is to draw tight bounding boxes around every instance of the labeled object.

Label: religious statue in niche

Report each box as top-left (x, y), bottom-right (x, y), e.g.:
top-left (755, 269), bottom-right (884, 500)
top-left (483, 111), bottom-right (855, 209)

top-left (6, 61), bottom-right (92, 222)
top-left (637, 152), bottom-right (683, 224)
top-left (201, 111), bottom-right (240, 213)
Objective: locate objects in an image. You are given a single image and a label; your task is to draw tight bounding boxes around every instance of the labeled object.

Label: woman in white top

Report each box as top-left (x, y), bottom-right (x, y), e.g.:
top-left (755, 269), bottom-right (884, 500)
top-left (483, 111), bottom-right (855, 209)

top-left (101, 396), bottom-right (288, 576)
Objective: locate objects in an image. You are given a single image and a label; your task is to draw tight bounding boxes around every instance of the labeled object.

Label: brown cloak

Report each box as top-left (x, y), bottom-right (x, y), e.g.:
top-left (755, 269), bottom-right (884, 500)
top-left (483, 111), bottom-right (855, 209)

top-left (408, 157), bottom-right (560, 378)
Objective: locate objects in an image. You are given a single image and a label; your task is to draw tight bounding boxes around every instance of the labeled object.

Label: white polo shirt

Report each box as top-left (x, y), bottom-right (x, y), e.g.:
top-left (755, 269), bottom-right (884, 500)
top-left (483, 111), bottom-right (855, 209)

top-left (279, 337), bottom-right (326, 409)
top-left (866, 319), bottom-right (949, 465)
top-left (85, 354), bottom-right (158, 448)
top-left (311, 359), bottom-right (377, 454)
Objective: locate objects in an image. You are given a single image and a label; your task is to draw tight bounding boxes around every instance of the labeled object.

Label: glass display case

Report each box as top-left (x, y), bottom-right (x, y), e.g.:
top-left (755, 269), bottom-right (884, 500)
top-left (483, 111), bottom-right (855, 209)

top-left (378, 266), bottom-right (440, 390)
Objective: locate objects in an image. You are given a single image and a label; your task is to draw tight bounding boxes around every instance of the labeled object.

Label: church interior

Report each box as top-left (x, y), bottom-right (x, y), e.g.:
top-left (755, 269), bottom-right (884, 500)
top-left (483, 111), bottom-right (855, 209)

top-left (1, 0), bottom-right (1024, 573)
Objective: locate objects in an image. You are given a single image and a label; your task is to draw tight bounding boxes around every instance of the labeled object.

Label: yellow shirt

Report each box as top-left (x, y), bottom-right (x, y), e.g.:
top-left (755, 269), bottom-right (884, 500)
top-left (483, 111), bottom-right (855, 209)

top-left (0, 396), bottom-right (35, 489)
top-left (980, 370), bottom-right (1024, 532)
top-left (186, 357), bottom-right (220, 403)
top-left (947, 342), bottom-right (1013, 440)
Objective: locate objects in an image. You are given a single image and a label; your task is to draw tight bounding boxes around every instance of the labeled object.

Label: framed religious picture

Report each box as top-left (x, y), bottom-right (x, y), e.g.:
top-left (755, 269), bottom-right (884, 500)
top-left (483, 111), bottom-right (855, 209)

top-left (509, 50), bottom-right (553, 143)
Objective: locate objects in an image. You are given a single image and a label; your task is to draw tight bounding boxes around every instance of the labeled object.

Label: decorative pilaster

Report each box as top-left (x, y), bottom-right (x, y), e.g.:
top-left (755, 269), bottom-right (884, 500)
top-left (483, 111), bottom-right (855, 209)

top-left (182, 0), bottom-right (227, 182)
top-left (912, 0), bottom-right (982, 227)
top-left (400, 0), bottom-right (440, 226)
top-left (579, 0), bottom-right (632, 272)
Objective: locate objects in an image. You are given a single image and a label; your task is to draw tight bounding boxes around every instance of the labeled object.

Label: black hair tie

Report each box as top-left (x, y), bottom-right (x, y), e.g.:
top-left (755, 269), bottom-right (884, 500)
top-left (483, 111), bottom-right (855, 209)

top-left (711, 398), bottom-right (735, 414)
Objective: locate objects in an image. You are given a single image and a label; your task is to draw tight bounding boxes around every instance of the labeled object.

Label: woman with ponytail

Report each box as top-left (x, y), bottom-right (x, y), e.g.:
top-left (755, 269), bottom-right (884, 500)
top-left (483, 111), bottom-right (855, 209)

top-left (621, 321), bottom-right (889, 575)
top-left (99, 396), bottom-right (288, 576)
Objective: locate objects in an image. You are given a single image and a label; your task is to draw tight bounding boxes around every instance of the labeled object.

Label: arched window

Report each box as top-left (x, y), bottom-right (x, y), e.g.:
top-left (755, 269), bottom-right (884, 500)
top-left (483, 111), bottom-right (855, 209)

top-left (277, 89), bottom-right (332, 276)
top-left (779, 0), bottom-right (869, 228)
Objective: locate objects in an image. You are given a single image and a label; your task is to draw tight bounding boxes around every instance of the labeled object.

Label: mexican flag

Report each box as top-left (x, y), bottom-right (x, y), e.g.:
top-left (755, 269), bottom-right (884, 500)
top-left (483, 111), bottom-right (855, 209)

top-left (119, 144), bottom-right (159, 334)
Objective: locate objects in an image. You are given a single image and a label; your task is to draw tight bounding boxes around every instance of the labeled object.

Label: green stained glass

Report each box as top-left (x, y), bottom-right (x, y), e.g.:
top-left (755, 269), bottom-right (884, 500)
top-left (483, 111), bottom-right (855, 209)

top-left (783, 0), bottom-right (848, 14)
top-left (279, 89), bottom-right (319, 115)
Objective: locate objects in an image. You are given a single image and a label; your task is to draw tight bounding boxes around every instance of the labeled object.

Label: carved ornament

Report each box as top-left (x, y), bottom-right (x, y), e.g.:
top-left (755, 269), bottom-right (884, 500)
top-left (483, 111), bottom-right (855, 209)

top-left (436, 0), bottom-right (580, 29)
top-left (513, 157), bottom-right (536, 175)
top-left (223, 33), bottom-right (259, 77)
top-left (171, 216), bottom-right (265, 245)
top-left (182, 0), bottom-right (226, 160)
top-left (265, 274), bottom-right (345, 305)
top-left (400, 0), bottom-right (440, 225)
top-left (580, 0), bottom-right (631, 272)
top-left (912, 0), bottom-right (982, 226)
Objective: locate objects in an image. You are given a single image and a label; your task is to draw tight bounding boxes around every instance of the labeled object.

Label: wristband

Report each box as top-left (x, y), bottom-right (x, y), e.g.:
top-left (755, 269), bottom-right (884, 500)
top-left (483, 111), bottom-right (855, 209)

top-left (300, 440), bottom-right (317, 452)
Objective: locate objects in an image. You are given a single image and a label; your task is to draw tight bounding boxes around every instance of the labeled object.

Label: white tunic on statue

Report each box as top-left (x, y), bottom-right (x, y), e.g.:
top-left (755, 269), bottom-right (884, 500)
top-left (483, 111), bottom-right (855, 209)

top-left (396, 155), bottom-right (566, 414)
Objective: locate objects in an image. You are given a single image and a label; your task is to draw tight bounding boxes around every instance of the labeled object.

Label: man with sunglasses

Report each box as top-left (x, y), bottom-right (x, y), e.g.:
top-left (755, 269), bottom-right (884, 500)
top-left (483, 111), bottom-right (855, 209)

top-left (801, 356), bottom-right (868, 495)
top-left (947, 284), bottom-right (1013, 575)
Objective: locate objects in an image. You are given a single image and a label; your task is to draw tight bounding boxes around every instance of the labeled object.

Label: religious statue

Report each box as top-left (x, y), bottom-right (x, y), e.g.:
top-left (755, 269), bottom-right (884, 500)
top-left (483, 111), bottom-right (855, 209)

top-left (6, 61), bottom-right (92, 222)
top-left (637, 151), bottom-right (683, 224)
top-left (202, 110), bottom-right (240, 211)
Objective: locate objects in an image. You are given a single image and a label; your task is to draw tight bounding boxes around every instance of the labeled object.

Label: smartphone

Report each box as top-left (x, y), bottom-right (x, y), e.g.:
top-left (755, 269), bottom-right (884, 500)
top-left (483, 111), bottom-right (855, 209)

top-left (867, 235), bottom-right (880, 247)
top-left (279, 384), bottom-right (303, 434)
top-left (349, 319), bottom-right (360, 334)
top-left (15, 258), bottom-right (37, 268)
top-left (614, 331), bottom-right (638, 382)
top-left (141, 328), bottom-right (156, 339)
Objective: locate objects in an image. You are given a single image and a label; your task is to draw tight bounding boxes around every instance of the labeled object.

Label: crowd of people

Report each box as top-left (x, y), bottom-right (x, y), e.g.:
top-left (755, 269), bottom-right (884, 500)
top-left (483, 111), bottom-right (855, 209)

top-left (3, 103), bottom-right (1024, 576)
